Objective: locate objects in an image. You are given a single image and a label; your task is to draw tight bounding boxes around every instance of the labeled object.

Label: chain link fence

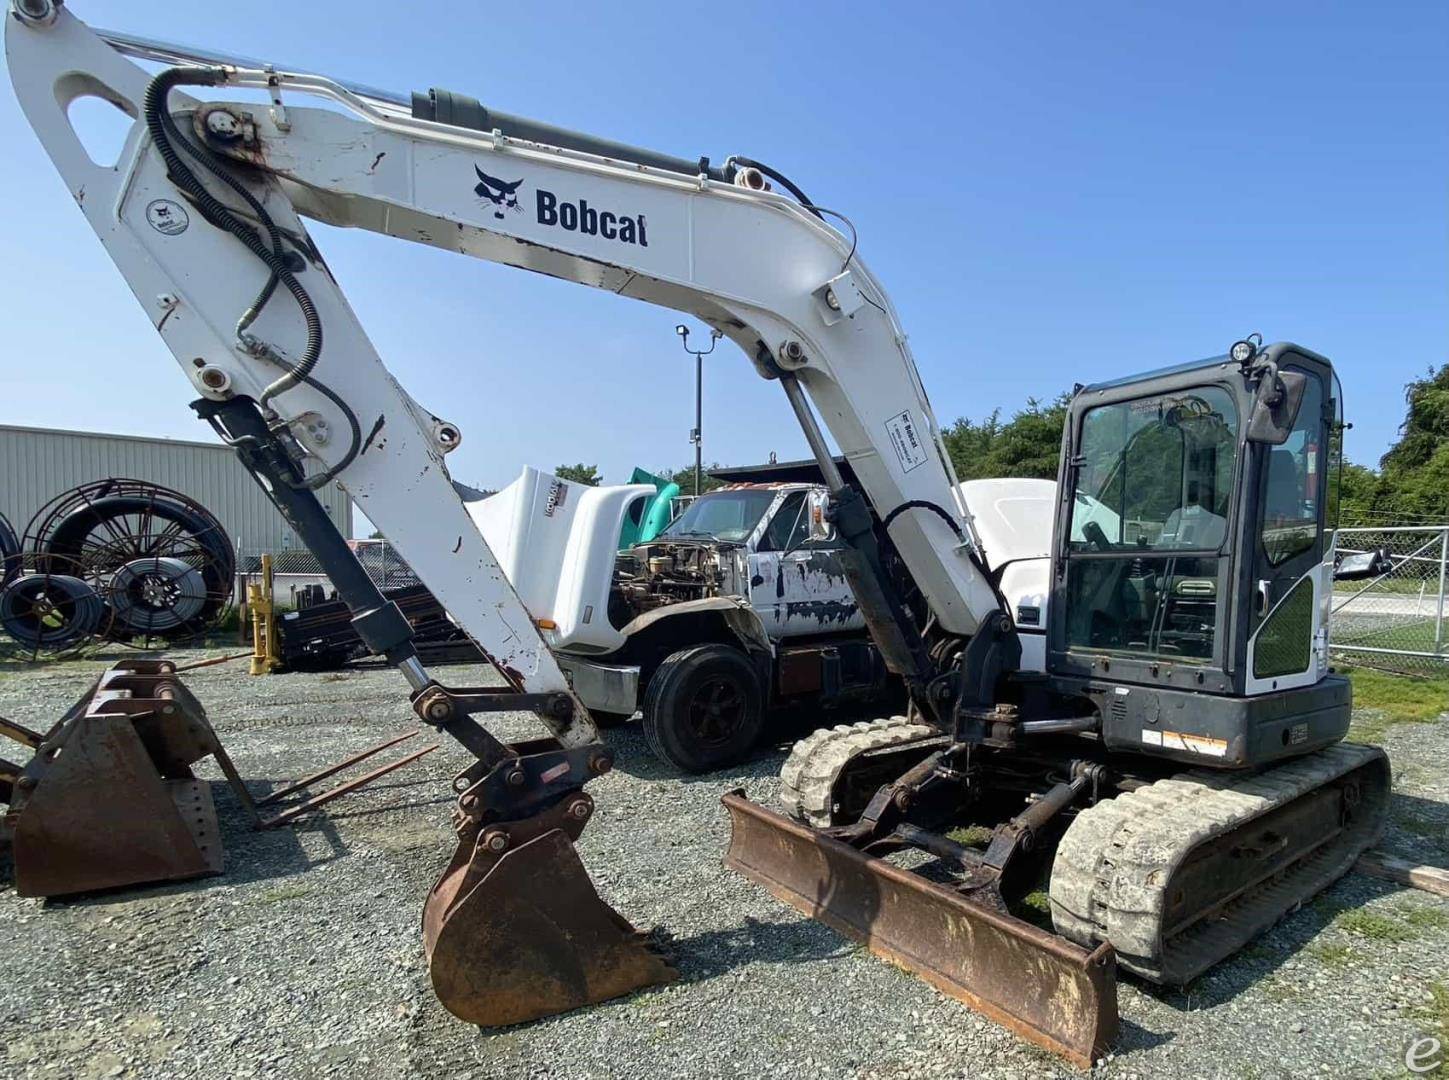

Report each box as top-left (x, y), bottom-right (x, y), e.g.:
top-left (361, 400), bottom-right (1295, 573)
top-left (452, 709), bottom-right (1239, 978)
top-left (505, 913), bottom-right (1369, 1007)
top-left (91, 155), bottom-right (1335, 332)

top-left (235, 539), bottom-right (419, 613)
top-left (1331, 526), bottom-right (1448, 670)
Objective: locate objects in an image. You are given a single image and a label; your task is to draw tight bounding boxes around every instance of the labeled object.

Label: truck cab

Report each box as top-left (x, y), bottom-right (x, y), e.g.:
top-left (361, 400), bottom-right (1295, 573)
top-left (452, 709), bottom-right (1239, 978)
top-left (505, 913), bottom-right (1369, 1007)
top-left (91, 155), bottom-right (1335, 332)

top-left (469, 470), bottom-right (890, 772)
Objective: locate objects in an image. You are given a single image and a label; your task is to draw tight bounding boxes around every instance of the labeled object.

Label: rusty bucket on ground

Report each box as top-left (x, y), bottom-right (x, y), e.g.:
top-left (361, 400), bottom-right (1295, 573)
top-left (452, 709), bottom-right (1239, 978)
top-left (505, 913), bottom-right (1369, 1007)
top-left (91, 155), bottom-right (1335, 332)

top-left (0, 656), bottom-right (445, 899)
top-left (0, 659), bottom-right (255, 897)
top-left (423, 772), bottom-right (678, 1027)
top-left (721, 790), bottom-right (1118, 1070)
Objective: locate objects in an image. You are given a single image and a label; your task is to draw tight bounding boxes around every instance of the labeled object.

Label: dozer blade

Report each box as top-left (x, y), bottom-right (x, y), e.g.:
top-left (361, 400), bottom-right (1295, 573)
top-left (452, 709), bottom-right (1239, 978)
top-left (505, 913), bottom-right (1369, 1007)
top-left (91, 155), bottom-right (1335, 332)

top-left (423, 791), bottom-right (677, 1027)
top-left (722, 791), bottom-right (1117, 1070)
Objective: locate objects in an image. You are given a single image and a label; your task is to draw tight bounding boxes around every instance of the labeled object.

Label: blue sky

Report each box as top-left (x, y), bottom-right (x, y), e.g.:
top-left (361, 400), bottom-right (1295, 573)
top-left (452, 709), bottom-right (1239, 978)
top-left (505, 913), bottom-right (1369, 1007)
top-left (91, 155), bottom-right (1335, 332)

top-left (3, 1), bottom-right (1445, 506)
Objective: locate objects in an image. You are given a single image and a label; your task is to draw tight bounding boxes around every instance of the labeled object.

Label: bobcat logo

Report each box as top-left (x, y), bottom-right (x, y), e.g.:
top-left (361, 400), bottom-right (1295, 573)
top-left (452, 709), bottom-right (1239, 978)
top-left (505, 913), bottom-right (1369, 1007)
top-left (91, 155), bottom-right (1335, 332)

top-left (474, 167), bottom-right (523, 220)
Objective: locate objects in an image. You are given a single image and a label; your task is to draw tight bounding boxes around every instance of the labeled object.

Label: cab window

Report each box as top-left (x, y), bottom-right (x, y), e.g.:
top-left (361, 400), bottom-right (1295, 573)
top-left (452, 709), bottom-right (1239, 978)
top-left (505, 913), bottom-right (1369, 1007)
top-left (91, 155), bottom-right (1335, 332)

top-left (1261, 371), bottom-right (1323, 566)
top-left (1071, 386), bottom-right (1239, 551)
top-left (1063, 386), bottom-right (1239, 663)
top-left (758, 492), bottom-right (807, 552)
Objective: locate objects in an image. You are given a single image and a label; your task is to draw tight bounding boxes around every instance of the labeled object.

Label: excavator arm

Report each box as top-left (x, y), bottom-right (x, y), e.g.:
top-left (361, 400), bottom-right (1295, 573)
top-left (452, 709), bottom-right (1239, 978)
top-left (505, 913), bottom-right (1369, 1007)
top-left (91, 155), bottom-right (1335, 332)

top-left (5, 3), bottom-right (1116, 1062)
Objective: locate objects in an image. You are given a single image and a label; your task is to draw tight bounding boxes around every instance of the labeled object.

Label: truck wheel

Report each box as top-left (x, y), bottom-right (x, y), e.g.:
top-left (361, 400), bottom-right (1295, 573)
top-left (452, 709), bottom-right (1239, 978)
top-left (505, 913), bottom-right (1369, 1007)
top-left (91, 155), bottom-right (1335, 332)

top-left (643, 644), bottom-right (764, 773)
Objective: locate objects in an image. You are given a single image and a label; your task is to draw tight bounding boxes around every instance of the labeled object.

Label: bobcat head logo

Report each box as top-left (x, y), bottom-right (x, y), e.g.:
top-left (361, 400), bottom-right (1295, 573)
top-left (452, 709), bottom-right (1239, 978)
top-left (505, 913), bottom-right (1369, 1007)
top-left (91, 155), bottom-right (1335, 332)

top-left (474, 167), bottom-right (523, 220)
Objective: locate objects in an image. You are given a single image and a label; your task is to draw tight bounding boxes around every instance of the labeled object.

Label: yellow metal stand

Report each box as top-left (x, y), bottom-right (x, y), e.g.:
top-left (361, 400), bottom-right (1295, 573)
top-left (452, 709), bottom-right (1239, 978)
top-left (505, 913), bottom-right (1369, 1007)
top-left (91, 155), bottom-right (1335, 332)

top-left (248, 554), bottom-right (281, 675)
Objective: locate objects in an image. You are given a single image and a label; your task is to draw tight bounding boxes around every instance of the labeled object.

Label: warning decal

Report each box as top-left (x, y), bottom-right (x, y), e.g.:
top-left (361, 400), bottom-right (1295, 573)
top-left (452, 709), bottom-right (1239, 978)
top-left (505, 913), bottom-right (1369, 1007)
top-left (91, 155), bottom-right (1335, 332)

top-left (1141, 729), bottom-right (1228, 757)
top-left (885, 411), bottom-right (928, 473)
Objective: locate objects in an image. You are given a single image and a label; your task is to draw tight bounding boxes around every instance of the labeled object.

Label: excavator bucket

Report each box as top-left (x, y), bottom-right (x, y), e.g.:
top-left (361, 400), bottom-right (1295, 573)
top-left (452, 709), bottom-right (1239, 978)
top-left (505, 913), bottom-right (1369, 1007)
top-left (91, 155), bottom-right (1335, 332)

top-left (2, 659), bottom-right (252, 897)
top-left (423, 789), bottom-right (678, 1026)
top-left (722, 791), bottom-right (1117, 1070)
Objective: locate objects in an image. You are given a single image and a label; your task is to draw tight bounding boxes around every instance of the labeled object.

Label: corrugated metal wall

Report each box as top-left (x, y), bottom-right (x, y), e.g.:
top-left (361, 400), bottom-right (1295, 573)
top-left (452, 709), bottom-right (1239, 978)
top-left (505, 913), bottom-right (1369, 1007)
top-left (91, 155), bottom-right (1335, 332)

top-left (0, 424), bottom-right (353, 552)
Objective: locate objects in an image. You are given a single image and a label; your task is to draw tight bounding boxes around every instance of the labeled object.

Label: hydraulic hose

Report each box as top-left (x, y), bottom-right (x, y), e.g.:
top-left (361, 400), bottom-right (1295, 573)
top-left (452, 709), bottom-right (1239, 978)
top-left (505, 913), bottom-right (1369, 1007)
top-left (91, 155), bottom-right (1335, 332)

top-left (143, 68), bottom-right (321, 404)
top-left (143, 67), bottom-right (361, 488)
top-left (727, 155), bottom-right (825, 221)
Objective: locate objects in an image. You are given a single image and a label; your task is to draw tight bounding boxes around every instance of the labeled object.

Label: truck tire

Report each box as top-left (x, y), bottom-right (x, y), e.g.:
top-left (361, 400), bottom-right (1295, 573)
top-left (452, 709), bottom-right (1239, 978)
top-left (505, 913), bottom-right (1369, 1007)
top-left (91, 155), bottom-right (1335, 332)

top-left (642, 644), bottom-right (764, 773)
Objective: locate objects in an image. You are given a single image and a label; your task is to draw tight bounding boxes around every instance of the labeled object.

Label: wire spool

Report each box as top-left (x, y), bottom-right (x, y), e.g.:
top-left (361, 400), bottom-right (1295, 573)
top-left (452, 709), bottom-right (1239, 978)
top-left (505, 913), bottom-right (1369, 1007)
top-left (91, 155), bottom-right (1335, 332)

top-left (107, 556), bottom-right (209, 633)
top-left (0, 511), bottom-right (20, 589)
top-left (22, 478), bottom-right (235, 648)
top-left (0, 560), bottom-right (108, 657)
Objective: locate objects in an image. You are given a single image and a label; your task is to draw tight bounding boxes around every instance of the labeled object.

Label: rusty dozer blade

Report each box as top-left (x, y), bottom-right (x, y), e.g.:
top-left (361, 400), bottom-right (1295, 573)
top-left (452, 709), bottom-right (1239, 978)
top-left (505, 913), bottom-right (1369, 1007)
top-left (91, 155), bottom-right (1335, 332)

top-left (722, 791), bottom-right (1117, 1070)
top-left (423, 788), bottom-right (678, 1027)
top-left (2, 659), bottom-right (252, 898)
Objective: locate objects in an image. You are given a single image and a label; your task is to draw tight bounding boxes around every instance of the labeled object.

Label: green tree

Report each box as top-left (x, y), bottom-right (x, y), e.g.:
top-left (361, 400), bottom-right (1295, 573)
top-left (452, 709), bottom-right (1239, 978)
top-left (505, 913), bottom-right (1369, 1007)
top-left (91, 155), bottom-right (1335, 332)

top-left (1333, 460), bottom-right (1379, 525)
top-left (657, 462), bottom-right (727, 495)
top-left (942, 395), bottom-right (1069, 481)
top-left (1371, 363), bottom-right (1449, 522)
top-left (555, 463), bottom-right (601, 486)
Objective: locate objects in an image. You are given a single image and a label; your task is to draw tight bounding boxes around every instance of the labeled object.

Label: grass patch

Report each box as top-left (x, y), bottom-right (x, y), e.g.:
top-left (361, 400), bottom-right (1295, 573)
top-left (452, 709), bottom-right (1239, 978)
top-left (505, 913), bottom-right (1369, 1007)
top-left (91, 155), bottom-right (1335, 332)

top-left (1419, 981), bottom-right (1449, 1032)
top-left (1336, 618), bottom-right (1441, 653)
top-left (1309, 941), bottom-right (1353, 968)
top-left (945, 825), bottom-right (993, 847)
top-left (1335, 908), bottom-right (1413, 942)
top-left (1258, 976), bottom-right (1303, 1003)
top-left (1404, 907), bottom-right (1449, 932)
top-left (1019, 889), bottom-right (1052, 915)
top-left (1343, 665), bottom-right (1449, 742)
top-left (257, 884), bottom-right (311, 903)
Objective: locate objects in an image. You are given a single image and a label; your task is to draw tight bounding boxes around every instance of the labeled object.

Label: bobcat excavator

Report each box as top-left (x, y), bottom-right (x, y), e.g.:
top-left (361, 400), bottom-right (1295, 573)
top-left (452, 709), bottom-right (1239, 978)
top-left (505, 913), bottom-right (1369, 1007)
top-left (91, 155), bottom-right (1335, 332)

top-left (6, 3), bottom-right (1389, 1067)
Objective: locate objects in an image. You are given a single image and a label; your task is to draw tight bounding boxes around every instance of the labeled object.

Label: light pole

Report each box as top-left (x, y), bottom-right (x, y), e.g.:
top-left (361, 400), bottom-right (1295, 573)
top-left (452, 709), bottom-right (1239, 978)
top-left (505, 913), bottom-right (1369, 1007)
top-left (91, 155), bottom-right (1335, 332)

top-left (675, 323), bottom-right (722, 496)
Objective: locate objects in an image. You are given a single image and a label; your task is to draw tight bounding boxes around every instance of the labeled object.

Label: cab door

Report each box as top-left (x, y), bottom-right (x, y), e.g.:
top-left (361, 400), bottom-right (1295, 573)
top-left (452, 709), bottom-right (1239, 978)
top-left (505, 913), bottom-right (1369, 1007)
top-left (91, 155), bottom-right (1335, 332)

top-left (747, 491), bottom-right (862, 639)
top-left (1240, 361), bottom-right (1333, 695)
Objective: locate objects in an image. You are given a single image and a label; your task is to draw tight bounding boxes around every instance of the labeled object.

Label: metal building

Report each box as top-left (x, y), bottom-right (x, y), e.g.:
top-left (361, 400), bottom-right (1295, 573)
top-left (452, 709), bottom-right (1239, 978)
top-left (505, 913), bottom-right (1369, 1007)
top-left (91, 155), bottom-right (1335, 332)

top-left (0, 423), bottom-right (352, 552)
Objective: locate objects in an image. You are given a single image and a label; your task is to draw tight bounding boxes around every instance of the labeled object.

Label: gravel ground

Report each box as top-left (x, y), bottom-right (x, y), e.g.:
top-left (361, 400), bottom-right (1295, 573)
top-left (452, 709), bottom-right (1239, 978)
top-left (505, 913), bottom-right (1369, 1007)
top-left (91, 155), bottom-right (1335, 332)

top-left (2, 647), bottom-right (1446, 1080)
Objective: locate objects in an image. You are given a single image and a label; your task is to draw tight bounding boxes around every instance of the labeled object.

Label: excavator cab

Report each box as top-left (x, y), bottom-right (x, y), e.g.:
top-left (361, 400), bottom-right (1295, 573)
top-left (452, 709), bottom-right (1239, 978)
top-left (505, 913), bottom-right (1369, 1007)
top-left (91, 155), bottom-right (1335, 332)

top-left (1048, 340), bottom-right (1350, 768)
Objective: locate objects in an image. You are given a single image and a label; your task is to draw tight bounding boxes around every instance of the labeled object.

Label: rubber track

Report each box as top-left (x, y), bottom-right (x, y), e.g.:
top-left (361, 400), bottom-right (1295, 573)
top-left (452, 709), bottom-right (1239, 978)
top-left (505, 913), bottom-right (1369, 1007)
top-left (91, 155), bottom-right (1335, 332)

top-left (1051, 743), bottom-right (1390, 984)
top-left (779, 716), bottom-right (942, 827)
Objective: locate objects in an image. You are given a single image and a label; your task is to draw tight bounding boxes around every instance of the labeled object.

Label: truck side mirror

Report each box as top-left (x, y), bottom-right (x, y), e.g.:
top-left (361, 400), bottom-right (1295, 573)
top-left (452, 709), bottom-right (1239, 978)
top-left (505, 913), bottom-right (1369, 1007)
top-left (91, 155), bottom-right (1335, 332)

top-left (806, 489), bottom-right (834, 543)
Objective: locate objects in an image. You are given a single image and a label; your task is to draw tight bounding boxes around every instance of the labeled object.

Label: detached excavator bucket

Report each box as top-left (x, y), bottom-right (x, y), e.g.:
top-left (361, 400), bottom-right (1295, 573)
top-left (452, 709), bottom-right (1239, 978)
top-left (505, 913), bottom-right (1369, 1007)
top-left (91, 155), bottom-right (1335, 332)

top-left (2, 659), bottom-right (251, 898)
top-left (424, 790), bottom-right (678, 1026)
top-left (722, 792), bottom-right (1117, 1070)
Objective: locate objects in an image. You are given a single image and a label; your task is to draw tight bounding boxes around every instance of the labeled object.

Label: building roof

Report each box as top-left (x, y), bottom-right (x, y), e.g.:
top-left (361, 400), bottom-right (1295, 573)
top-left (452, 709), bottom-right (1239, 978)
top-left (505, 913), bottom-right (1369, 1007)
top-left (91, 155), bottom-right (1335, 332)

top-left (0, 422), bottom-right (234, 453)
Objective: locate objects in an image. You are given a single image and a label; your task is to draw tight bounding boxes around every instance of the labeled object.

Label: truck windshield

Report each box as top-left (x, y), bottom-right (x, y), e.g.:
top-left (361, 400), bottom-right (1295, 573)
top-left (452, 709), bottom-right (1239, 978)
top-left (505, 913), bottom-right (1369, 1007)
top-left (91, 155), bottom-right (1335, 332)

top-left (659, 489), bottom-right (776, 543)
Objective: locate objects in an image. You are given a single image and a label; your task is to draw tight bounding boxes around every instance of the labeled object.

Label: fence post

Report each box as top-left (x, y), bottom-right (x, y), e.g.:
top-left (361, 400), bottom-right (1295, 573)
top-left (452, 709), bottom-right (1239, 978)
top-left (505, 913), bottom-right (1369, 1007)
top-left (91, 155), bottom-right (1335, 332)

top-left (1436, 527), bottom-right (1448, 655)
